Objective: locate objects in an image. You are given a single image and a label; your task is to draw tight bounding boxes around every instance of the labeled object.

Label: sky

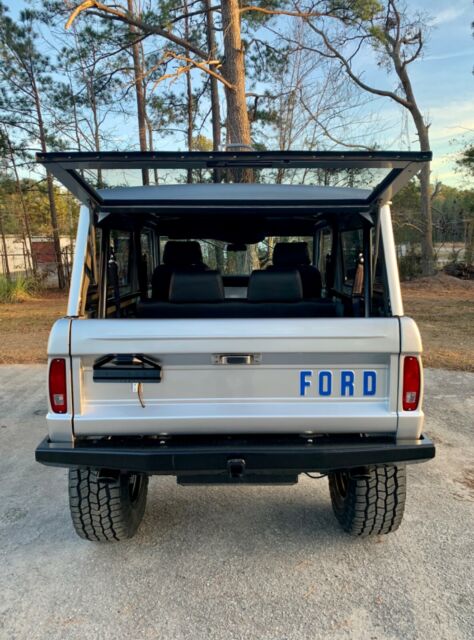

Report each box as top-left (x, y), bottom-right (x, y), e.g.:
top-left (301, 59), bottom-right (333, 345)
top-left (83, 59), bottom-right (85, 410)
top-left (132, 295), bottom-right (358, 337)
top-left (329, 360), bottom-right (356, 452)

top-left (9, 0), bottom-right (474, 188)
top-left (358, 0), bottom-right (474, 187)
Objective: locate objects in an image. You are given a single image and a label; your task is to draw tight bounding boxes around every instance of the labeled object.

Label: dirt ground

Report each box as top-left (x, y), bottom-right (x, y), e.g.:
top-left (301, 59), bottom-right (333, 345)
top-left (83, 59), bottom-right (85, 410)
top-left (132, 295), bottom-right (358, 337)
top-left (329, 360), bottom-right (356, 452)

top-left (0, 291), bottom-right (67, 364)
top-left (1, 365), bottom-right (473, 640)
top-left (402, 273), bottom-right (474, 372)
top-left (0, 274), bottom-right (472, 370)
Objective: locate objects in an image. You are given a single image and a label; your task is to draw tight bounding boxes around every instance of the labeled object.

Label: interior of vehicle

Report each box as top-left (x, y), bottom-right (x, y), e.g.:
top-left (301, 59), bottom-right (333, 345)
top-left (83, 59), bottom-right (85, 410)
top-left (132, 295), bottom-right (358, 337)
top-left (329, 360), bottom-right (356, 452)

top-left (85, 211), bottom-right (390, 320)
top-left (37, 149), bottom-right (432, 322)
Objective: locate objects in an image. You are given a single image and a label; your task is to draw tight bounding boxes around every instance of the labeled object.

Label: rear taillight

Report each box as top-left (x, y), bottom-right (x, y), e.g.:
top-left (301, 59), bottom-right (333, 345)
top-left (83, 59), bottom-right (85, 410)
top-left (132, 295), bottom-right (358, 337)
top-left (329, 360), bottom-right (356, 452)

top-left (402, 356), bottom-right (421, 411)
top-left (49, 358), bottom-right (67, 414)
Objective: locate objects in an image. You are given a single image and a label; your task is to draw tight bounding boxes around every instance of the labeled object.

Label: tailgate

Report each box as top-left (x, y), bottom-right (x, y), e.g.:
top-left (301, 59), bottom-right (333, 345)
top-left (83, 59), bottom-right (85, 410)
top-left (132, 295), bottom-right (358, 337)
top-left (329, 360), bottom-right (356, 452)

top-left (70, 318), bottom-right (400, 436)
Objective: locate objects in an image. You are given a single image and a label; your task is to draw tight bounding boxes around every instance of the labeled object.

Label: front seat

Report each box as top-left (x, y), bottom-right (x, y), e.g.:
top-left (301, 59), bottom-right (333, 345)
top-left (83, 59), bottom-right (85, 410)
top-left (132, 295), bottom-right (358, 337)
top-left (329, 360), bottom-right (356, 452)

top-left (151, 241), bottom-right (207, 300)
top-left (268, 242), bottom-right (322, 298)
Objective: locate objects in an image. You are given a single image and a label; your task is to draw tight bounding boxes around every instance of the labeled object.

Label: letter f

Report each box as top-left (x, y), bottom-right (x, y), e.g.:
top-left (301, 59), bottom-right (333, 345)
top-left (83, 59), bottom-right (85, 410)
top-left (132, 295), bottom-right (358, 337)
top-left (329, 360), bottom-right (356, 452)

top-left (300, 370), bottom-right (313, 397)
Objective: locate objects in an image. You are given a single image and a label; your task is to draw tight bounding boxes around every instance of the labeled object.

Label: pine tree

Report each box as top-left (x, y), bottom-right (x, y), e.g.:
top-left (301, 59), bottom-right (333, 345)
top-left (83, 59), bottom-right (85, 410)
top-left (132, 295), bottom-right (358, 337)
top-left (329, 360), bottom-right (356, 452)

top-left (0, 3), bottom-right (66, 287)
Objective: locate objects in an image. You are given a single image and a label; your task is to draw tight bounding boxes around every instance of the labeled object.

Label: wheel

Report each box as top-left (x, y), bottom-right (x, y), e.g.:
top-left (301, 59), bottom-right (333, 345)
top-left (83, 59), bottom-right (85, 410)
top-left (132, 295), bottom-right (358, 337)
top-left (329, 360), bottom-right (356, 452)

top-left (68, 468), bottom-right (148, 541)
top-left (328, 465), bottom-right (406, 537)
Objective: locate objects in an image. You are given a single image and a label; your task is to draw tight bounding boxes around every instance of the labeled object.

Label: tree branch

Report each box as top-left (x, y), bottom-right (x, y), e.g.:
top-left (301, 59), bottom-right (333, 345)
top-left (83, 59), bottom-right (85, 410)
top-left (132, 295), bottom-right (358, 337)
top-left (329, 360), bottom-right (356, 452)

top-left (240, 6), bottom-right (327, 19)
top-left (305, 23), bottom-right (412, 109)
top-left (66, 0), bottom-right (211, 61)
top-left (149, 51), bottom-right (233, 90)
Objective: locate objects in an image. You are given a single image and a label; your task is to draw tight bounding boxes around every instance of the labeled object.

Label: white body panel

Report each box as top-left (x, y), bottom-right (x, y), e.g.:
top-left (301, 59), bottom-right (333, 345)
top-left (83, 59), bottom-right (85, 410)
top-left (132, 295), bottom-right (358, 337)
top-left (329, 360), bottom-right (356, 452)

top-left (45, 202), bottom-right (425, 443)
top-left (68, 318), bottom-right (400, 437)
top-left (67, 206), bottom-right (90, 317)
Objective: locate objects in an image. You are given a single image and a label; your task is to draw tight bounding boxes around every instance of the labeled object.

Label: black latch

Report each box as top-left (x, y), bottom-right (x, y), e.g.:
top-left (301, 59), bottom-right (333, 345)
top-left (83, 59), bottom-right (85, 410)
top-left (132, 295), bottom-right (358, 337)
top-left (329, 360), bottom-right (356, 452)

top-left (93, 354), bottom-right (162, 383)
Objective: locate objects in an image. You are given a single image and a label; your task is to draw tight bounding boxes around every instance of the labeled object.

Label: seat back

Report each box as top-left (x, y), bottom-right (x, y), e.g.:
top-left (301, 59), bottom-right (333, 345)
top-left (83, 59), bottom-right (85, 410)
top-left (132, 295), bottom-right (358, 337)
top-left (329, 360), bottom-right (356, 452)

top-left (269, 242), bottom-right (322, 298)
top-left (151, 241), bottom-right (207, 300)
top-left (247, 270), bottom-right (303, 303)
top-left (169, 271), bottom-right (225, 303)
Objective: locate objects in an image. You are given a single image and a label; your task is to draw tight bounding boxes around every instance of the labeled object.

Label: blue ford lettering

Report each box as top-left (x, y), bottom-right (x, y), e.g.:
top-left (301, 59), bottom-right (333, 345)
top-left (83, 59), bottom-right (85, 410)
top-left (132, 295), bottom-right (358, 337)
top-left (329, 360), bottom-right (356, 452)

top-left (299, 370), bottom-right (377, 397)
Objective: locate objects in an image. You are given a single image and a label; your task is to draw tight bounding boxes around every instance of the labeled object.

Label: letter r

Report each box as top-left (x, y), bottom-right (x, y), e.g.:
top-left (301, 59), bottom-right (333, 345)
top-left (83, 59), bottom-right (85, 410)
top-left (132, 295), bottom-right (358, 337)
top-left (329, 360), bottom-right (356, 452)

top-left (341, 370), bottom-right (355, 397)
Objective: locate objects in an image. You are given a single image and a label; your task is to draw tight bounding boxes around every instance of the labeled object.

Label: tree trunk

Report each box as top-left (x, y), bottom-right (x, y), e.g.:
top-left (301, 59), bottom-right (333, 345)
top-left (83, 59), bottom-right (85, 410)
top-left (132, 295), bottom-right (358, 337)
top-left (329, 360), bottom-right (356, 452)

top-left (128, 0), bottom-right (149, 185)
top-left (6, 134), bottom-right (35, 275)
top-left (184, 0), bottom-right (194, 183)
top-left (90, 86), bottom-right (103, 187)
top-left (32, 76), bottom-right (66, 289)
top-left (205, 0), bottom-right (222, 182)
top-left (204, 0), bottom-right (221, 152)
top-left (220, 0), bottom-right (251, 150)
top-left (393, 54), bottom-right (435, 276)
top-left (220, 0), bottom-right (257, 262)
top-left (45, 174), bottom-right (66, 289)
top-left (464, 217), bottom-right (473, 266)
top-left (412, 114), bottom-right (434, 276)
top-left (145, 113), bottom-right (159, 184)
top-left (0, 208), bottom-right (11, 282)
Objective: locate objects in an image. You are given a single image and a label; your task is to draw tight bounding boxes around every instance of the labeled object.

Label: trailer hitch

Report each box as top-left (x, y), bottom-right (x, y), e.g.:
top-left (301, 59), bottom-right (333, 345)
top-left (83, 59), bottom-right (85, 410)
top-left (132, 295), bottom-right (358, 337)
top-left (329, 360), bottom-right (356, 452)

top-left (227, 458), bottom-right (246, 479)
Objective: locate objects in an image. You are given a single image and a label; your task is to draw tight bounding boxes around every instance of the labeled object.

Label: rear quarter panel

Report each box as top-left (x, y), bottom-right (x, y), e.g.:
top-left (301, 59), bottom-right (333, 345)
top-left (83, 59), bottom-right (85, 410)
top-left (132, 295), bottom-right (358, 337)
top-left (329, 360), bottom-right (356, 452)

top-left (46, 318), bottom-right (73, 442)
top-left (397, 316), bottom-right (424, 440)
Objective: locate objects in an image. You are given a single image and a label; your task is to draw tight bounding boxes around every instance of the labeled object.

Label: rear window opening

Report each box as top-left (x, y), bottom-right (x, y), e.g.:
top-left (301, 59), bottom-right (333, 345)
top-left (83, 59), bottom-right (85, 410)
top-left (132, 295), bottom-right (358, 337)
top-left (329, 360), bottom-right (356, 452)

top-left (38, 151), bottom-right (430, 322)
top-left (82, 212), bottom-right (390, 320)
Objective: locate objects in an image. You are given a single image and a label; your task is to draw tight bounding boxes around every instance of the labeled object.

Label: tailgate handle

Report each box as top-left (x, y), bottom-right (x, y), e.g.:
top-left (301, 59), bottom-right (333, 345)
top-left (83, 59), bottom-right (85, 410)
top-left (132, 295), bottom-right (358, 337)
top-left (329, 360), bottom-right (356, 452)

top-left (213, 354), bottom-right (261, 365)
top-left (93, 354), bottom-right (162, 383)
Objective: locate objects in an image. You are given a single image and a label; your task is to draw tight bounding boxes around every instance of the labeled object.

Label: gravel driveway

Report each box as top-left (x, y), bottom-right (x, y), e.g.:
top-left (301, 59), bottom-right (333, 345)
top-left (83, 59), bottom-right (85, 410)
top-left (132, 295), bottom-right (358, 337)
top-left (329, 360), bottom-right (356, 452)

top-left (0, 365), bottom-right (473, 640)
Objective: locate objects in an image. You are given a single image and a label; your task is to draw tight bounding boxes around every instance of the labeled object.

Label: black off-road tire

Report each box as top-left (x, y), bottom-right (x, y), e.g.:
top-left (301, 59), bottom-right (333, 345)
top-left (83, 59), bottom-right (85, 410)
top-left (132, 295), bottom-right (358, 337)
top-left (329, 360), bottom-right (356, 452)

top-left (68, 468), bottom-right (148, 541)
top-left (328, 465), bottom-right (406, 537)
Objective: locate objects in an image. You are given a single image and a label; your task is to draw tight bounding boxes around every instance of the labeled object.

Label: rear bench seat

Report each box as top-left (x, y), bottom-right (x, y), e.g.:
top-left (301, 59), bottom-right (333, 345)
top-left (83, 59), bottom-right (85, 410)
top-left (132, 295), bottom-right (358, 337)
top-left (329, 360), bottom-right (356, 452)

top-left (137, 270), bottom-right (338, 318)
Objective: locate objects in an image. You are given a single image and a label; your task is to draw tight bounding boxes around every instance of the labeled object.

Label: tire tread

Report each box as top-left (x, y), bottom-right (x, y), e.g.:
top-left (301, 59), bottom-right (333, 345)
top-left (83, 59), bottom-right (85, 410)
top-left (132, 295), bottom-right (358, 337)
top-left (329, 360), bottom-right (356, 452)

top-left (328, 465), bottom-right (406, 537)
top-left (68, 468), bottom-right (148, 542)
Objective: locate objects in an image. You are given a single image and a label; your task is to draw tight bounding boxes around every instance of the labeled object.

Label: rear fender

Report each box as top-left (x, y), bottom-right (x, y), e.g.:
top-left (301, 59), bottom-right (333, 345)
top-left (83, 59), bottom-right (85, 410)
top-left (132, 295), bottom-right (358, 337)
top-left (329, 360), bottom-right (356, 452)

top-left (46, 318), bottom-right (73, 442)
top-left (397, 316), bottom-right (424, 440)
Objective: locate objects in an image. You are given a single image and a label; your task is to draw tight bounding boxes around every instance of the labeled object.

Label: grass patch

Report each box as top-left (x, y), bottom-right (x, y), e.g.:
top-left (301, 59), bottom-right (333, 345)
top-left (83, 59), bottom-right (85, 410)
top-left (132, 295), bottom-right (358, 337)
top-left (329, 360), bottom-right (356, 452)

top-left (0, 275), bottom-right (42, 303)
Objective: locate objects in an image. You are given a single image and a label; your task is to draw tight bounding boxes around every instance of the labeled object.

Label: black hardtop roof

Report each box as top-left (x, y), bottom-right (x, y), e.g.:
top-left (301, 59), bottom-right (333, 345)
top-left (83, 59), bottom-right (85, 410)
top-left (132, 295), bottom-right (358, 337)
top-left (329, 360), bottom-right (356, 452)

top-left (36, 150), bottom-right (431, 215)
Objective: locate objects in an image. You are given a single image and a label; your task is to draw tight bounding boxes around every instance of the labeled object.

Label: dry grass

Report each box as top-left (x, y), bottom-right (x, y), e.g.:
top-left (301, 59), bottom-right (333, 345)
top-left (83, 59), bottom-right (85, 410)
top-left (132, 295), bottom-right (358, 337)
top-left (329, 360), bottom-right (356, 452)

top-left (0, 291), bottom-right (67, 364)
top-left (0, 274), bottom-right (472, 370)
top-left (402, 273), bottom-right (474, 372)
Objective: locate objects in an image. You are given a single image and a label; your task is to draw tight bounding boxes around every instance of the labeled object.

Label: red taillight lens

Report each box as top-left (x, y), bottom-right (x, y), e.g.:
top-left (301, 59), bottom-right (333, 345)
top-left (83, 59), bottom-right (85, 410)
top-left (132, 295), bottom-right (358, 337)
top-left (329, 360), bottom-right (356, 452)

top-left (402, 356), bottom-right (421, 411)
top-left (49, 358), bottom-right (67, 414)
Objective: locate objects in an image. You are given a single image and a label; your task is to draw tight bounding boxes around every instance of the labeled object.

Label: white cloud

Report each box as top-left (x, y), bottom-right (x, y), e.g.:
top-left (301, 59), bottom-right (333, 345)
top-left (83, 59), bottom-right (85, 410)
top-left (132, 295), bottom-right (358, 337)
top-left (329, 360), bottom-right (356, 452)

top-left (429, 7), bottom-right (466, 26)
top-left (425, 100), bottom-right (474, 142)
top-left (423, 49), bottom-right (473, 62)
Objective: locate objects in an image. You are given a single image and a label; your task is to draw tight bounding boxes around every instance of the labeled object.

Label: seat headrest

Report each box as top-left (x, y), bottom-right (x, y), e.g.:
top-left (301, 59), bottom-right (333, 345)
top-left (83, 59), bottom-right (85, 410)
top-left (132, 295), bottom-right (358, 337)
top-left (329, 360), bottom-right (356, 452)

top-left (169, 271), bottom-right (225, 303)
top-left (163, 241), bottom-right (203, 266)
top-left (247, 270), bottom-right (303, 303)
top-left (272, 242), bottom-right (311, 267)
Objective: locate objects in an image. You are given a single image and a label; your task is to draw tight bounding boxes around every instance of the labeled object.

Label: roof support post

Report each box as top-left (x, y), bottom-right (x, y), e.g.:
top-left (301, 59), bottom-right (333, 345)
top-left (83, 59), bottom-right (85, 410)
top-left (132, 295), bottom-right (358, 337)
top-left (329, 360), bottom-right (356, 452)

top-left (379, 203), bottom-right (403, 316)
top-left (363, 223), bottom-right (372, 318)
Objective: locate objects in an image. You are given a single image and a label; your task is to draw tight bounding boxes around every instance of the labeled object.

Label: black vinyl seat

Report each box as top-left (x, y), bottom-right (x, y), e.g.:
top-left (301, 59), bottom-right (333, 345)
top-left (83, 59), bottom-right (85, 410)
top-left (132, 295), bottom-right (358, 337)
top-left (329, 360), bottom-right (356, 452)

top-left (151, 241), bottom-right (208, 300)
top-left (169, 271), bottom-right (225, 303)
top-left (137, 269), bottom-right (338, 318)
top-left (247, 269), bottom-right (303, 303)
top-left (267, 242), bottom-right (322, 298)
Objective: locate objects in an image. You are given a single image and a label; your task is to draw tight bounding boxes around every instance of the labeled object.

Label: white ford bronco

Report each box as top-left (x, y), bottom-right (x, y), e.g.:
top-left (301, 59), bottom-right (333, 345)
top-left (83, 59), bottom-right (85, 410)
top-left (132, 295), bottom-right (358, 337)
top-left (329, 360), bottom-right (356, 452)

top-left (35, 150), bottom-right (435, 541)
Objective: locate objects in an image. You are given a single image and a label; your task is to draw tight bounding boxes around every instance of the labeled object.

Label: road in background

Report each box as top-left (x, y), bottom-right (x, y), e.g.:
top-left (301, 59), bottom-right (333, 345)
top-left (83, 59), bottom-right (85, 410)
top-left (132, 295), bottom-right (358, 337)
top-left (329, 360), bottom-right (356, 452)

top-left (0, 366), bottom-right (473, 640)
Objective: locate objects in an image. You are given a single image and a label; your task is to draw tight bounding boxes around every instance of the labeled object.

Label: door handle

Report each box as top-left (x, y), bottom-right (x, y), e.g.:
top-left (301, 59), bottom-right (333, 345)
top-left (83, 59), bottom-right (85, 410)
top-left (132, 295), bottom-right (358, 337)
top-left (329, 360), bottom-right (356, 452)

top-left (212, 354), bottom-right (261, 365)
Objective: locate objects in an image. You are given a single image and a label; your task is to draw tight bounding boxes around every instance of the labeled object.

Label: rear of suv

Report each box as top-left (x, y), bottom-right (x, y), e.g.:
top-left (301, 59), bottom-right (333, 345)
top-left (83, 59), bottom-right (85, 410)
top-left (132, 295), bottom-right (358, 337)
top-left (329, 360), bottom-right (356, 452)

top-left (36, 150), bottom-right (435, 541)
